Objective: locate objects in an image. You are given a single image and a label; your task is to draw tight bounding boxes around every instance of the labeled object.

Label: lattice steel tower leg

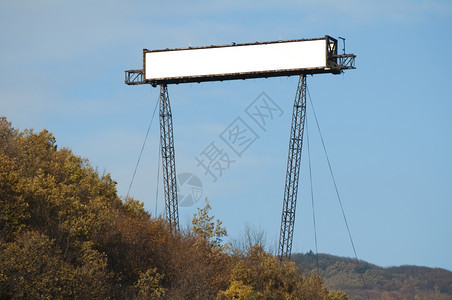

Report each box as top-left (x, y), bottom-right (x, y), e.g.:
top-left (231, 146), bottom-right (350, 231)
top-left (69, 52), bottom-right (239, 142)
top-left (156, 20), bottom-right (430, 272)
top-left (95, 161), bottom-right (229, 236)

top-left (278, 75), bottom-right (307, 260)
top-left (159, 84), bottom-right (179, 233)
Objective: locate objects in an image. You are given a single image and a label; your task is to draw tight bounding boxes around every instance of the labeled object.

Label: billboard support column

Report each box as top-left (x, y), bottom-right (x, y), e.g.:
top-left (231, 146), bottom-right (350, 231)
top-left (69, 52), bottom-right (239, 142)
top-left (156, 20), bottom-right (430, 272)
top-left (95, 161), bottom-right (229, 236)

top-left (159, 84), bottom-right (179, 232)
top-left (278, 75), bottom-right (307, 260)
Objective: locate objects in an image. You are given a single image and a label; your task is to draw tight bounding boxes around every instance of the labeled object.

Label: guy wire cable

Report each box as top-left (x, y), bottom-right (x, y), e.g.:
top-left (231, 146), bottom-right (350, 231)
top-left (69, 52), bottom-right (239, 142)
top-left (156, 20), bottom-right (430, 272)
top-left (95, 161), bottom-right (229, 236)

top-left (126, 98), bottom-right (159, 200)
top-left (307, 86), bottom-right (370, 300)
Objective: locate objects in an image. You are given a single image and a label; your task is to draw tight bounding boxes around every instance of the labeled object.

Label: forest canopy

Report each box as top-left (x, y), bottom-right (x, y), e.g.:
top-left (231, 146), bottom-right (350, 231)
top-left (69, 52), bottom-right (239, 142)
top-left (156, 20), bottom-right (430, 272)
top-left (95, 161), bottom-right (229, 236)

top-left (0, 116), bottom-right (347, 299)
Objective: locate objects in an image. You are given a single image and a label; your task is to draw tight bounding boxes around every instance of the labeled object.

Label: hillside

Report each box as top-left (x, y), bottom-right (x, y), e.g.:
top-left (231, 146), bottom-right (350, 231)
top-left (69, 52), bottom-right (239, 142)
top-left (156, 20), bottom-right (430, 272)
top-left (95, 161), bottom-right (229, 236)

top-left (292, 252), bottom-right (452, 299)
top-left (4, 116), bottom-right (451, 299)
top-left (0, 116), bottom-right (347, 299)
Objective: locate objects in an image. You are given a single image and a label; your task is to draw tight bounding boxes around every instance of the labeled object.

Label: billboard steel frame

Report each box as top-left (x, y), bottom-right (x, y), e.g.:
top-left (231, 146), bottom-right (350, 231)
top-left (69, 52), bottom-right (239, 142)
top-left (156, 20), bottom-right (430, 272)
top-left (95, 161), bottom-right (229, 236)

top-left (125, 35), bottom-right (355, 256)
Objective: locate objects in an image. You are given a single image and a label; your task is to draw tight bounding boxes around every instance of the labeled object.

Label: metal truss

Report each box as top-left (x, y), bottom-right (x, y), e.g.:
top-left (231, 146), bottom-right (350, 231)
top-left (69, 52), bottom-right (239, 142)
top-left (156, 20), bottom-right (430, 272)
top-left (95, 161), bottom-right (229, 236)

top-left (335, 53), bottom-right (356, 70)
top-left (124, 69), bottom-right (144, 85)
top-left (278, 75), bottom-right (307, 260)
top-left (159, 84), bottom-right (179, 232)
top-left (326, 36), bottom-right (356, 72)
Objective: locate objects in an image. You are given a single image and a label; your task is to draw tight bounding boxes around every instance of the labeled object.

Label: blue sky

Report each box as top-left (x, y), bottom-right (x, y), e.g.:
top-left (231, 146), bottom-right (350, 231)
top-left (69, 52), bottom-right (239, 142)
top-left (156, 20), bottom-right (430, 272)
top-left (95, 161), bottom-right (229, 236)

top-left (1, 0), bottom-right (451, 271)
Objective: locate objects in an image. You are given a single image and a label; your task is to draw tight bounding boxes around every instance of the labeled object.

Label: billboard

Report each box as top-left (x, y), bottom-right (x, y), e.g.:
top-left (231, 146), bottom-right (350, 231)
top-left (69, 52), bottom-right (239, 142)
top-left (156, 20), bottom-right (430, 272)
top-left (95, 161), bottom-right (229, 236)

top-left (143, 36), bottom-right (339, 85)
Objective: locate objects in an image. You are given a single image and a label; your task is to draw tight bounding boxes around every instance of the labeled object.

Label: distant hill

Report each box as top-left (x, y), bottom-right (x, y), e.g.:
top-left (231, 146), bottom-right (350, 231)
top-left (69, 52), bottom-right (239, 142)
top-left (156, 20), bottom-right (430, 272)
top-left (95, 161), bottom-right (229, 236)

top-left (292, 251), bottom-right (452, 300)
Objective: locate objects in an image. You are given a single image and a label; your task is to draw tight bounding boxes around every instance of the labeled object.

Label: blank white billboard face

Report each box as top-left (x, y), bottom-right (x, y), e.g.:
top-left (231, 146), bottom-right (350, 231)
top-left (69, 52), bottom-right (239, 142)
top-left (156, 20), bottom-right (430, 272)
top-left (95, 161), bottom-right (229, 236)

top-left (144, 39), bottom-right (327, 82)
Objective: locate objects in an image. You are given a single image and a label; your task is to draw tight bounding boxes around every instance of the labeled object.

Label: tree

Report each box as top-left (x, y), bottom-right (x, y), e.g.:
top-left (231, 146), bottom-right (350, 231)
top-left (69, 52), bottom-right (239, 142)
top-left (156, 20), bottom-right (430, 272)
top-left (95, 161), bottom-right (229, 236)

top-left (192, 198), bottom-right (227, 247)
top-left (163, 198), bottom-right (231, 299)
top-left (0, 117), bottom-right (350, 299)
top-left (0, 118), bottom-right (29, 242)
top-left (0, 231), bottom-right (113, 299)
top-left (134, 268), bottom-right (166, 299)
top-left (0, 152), bottom-right (29, 242)
top-left (219, 245), bottom-right (349, 300)
top-left (72, 241), bottom-right (113, 299)
top-left (231, 223), bottom-right (273, 255)
top-left (216, 280), bottom-right (256, 300)
top-left (222, 245), bottom-right (303, 299)
top-left (0, 230), bottom-right (75, 299)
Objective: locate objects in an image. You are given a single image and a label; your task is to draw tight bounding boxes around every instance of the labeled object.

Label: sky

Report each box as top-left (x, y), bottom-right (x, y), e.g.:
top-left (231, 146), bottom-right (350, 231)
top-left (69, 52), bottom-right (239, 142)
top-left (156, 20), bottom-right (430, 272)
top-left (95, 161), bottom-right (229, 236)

top-left (1, 0), bottom-right (451, 271)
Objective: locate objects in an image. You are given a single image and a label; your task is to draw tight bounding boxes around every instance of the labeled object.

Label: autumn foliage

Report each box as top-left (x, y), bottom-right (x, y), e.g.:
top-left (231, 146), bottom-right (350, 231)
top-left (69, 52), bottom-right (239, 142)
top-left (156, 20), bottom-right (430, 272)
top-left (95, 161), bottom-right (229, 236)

top-left (0, 117), bottom-right (347, 299)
